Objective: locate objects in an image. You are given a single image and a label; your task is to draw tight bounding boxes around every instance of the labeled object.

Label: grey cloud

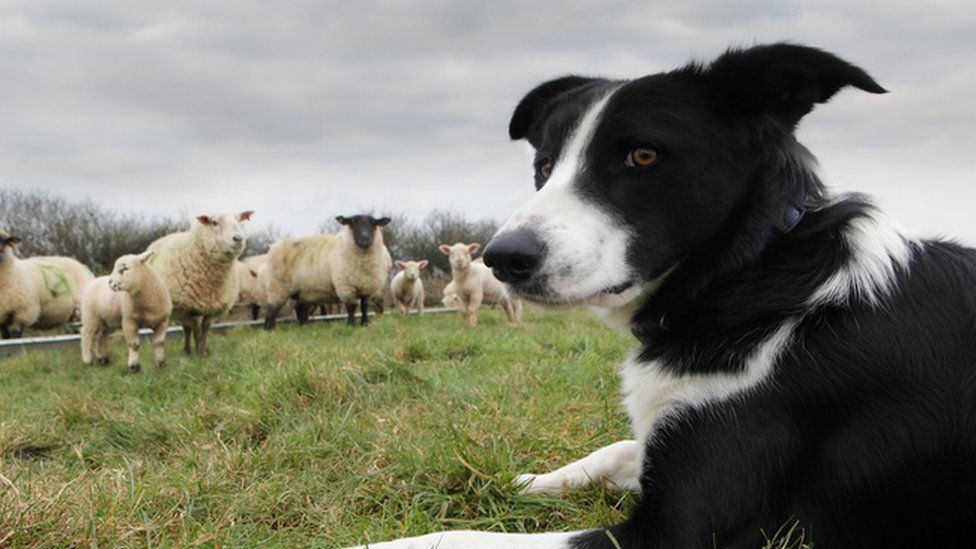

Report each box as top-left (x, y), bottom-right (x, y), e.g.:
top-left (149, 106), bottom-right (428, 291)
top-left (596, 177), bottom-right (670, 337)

top-left (1, 1), bottom-right (974, 242)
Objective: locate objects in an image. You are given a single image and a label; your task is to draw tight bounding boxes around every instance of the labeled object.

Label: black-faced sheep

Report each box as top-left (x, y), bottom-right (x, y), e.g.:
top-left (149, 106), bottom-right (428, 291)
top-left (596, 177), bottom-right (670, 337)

top-left (264, 214), bottom-right (392, 328)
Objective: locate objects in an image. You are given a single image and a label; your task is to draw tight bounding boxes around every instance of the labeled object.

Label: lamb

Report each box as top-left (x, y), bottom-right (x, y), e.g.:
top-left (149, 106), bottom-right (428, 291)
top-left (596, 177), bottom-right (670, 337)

top-left (79, 251), bottom-right (172, 372)
top-left (146, 211), bottom-right (252, 356)
top-left (391, 260), bottom-right (427, 315)
top-left (441, 280), bottom-right (459, 308)
top-left (264, 214), bottom-right (392, 329)
top-left (237, 254), bottom-right (268, 320)
top-left (439, 242), bottom-right (522, 326)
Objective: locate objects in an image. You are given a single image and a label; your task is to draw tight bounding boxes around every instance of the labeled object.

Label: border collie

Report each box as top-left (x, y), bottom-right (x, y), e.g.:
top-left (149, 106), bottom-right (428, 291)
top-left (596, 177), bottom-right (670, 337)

top-left (355, 43), bottom-right (976, 548)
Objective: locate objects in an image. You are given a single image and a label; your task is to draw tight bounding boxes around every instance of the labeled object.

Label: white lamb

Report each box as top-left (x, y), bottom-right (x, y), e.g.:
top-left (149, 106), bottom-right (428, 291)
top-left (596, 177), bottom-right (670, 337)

top-left (264, 214), bottom-right (392, 328)
top-left (391, 260), bottom-right (427, 315)
top-left (0, 230), bottom-right (94, 338)
top-left (80, 251), bottom-right (172, 372)
top-left (439, 242), bottom-right (522, 327)
top-left (441, 280), bottom-right (459, 308)
top-left (146, 211), bottom-right (252, 356)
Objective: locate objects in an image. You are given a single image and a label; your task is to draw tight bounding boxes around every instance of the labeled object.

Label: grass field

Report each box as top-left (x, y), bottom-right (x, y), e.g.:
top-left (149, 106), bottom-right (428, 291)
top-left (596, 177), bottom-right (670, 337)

top-left (0, 308), bottom-right (813, 548)
top-left (0, 308), bottom-right (641, 547)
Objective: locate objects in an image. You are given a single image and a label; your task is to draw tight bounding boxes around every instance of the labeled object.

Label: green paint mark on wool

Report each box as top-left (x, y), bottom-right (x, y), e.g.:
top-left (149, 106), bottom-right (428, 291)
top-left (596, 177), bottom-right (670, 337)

top-left (37, 264), bottom-right (70, 299)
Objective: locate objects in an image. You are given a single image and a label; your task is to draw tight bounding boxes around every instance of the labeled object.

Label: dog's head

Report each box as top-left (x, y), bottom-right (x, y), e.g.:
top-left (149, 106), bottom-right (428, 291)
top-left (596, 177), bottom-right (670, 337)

top-left (484, 43), bottom-right (885, 311)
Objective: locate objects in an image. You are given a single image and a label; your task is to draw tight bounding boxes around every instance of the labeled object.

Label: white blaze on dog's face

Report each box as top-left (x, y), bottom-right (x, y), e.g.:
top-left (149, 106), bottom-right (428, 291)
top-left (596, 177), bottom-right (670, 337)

top-left (491, 87), bottom-right (642, 308)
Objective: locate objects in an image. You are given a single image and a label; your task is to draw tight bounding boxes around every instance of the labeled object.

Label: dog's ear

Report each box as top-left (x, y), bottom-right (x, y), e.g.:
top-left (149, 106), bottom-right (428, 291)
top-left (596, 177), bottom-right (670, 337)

top-left (705, 43), bottom-right (887, 129)
top-left (509, 76), bottom-right (599, 141)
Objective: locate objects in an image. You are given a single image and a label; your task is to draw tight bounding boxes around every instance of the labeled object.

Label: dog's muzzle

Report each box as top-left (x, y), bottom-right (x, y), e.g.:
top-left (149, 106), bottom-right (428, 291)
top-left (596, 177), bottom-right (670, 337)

top-left (483, 230), bottom-right (546, 285)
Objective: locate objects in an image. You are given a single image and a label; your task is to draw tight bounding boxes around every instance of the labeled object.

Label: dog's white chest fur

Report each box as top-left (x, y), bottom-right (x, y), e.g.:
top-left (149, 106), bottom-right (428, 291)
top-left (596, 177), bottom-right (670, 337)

top-left (620, 319), bottom-right (798, 463)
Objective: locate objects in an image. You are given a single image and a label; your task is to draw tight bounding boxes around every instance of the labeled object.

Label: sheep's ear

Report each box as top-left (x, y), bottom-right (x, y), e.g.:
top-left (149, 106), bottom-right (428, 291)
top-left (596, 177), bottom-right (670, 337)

top-left (375, 217), bottom-right (392, 227)
top-left (6, 236), bottom-right (20, 246)
top-left (336, 216), bottom-right (349, 225)
top-left (249, 269), bottom-right (258, 278)
top-left (239, 210), bottom-right (254, 222)
top-left (418, 259), bottom-right (428, 269)
top-left (510, 76), bottom-right (600, 141)
top-left (704, 43), bottom-right (887, 130)
top-left (138, 250), bottom-right (155, 264)
top-left (467, 243), bottom-right (481, 254)
top-left (197, 215), bottom-right (212, 225)
top-left (395, 260), bottom-right (405, 269)
top-left (438, 245), bottom-right (451, 255)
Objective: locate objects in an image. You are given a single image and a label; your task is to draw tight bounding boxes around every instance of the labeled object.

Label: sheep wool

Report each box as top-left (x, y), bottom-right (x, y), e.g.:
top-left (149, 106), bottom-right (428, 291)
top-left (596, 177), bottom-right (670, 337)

top-left (147, 210), bottom-right (251, 356)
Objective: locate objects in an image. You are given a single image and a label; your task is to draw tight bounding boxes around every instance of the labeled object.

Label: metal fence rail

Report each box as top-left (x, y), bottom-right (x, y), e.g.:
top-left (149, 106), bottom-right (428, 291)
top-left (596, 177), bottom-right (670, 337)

top-left (0, 308), bottom-right (458, 359)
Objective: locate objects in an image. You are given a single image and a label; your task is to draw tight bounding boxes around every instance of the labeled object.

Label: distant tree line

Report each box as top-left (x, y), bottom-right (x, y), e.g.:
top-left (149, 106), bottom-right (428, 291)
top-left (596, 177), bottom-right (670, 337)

top-left (0, 188), bottom-right (497, 276)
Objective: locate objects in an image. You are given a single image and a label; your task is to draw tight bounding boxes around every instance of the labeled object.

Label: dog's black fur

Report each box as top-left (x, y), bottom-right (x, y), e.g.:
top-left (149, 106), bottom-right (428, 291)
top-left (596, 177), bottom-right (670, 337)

top-left (499, 44), bottom-right (976, 547)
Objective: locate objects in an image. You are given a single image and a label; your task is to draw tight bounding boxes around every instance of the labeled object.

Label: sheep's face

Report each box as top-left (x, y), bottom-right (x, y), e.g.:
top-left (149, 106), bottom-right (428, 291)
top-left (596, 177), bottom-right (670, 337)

top-left (439, 243), bottom-right (480, 271)
top-left (442, 288), bottom-right (459, 307)
top-left (195, 211), bottom-right (253, 258)
top-left (395, 260), bottom-right (427, 281)
top-left (337, 215), bottom-right (391, 250)
top-left (0, 232), bottom-right (20, 263)
top-left (109, 251), bottom-right (154, 293)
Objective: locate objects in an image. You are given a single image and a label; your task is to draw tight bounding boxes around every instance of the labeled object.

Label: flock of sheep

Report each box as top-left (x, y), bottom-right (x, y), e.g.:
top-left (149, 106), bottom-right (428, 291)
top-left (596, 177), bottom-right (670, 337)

top-left (0, 211), bottom-right (522, 372)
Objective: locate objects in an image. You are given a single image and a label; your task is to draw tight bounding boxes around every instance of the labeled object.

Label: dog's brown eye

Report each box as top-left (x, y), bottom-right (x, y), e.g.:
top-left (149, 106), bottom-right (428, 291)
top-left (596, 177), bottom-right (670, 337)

top-left (537, 160), bottom-right (552, 181)
top-left (626, 147), bottom-right (659, 167)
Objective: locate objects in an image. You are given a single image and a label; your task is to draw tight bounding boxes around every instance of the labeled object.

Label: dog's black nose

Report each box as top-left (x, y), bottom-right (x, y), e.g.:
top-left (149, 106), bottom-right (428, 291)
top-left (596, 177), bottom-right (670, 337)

top-left (483, 231), bottom-right (545, 284)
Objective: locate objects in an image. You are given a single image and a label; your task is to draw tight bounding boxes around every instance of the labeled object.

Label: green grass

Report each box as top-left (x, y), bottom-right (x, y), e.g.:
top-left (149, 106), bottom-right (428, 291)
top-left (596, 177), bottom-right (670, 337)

top-left (0, 308), bottom-right (638, 547)
top-left (0, 308), bottom-right (813, 548)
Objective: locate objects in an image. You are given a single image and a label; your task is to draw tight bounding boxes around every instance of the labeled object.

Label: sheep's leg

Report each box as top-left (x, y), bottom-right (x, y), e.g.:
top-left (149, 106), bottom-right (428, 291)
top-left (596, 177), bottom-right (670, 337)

top-left (264, 303), bottom-right (281, 330)
top-left (345, 301), bottom-right (357, 326)
top-left (467, 293), bottom-right (483, 327)
top-left (1, 318), bottom-right (10, 340)
top-left (182, 322), bottom-right (194, 354)
top-left (80, 319), bottom-right (96, 364)
top-left (374, 297), bottom-right (385, 316)
top-left (395, 297), bottom-right (407, 316)
top-left (122, 318), bottom-right (141, 373)
top-left (515, 299), bottom-right (523, 322)
top-left (250, 305), bottom-right (260, 321)
top-left (360, 296), bottom-right (370, 326)
top-left (196, 317), bottom-right (211, 357)
top-left (96, 325), bottom-right (111, 365)
top-left (417, 291), bottom-right (424, 315)
top-left (295, 301), bottom-right (310, 325)
top-left (503, 300), bottom-right (517, 323)
top-left (152, 321), bottom-right (168, 366)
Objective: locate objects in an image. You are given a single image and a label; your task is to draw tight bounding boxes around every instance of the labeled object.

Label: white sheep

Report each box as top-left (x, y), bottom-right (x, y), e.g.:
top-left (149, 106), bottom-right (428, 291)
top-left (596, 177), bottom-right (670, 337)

top-left (264, 214), bottom-right (392, 328)
top-left (391, 260), bottom-right (427, 315)
top-left (0, 231), bottom-right (94, 337)
top-left (441, 280), bottom-right (459, 308)
top-left (146, 211), bottom-right (252, 356)
top-left (237, 254), bottom-right (268, 320)
top-left (80, 251), bottom-right (172, 372)
top-left (439, 242), bottom-right (522, 327)
top-left (0, 232), bottom-right (39, 338)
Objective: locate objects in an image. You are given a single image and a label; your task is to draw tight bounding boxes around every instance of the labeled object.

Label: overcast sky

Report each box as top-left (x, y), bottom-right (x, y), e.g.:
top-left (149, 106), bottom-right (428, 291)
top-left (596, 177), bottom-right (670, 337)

top-left (1, 1), bottom-right (974, 243)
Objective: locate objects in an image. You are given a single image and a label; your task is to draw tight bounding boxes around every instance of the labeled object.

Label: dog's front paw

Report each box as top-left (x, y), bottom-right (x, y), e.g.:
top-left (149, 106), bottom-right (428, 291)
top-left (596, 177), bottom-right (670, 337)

top-left (512, 472), bottom-right (568, 495)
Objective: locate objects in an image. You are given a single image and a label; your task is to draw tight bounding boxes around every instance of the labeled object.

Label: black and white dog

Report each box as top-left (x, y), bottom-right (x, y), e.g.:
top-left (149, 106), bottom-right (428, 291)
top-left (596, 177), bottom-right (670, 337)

top-left (357, 44), bottom-right (976, 548)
